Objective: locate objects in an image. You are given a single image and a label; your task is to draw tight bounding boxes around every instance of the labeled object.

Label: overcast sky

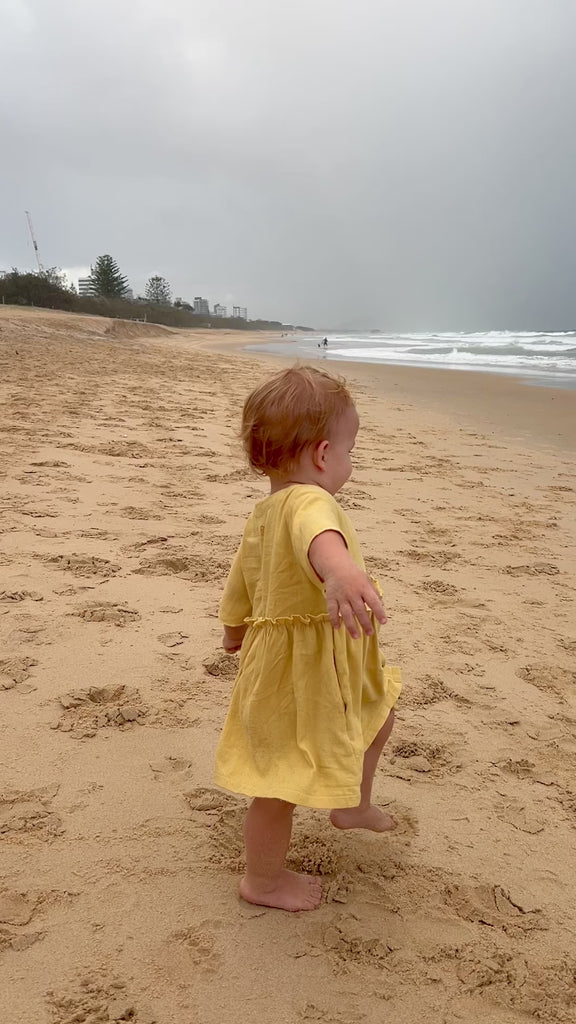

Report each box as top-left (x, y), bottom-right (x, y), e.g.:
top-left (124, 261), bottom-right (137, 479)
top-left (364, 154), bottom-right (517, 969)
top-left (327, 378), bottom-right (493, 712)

top-left (2, 0), bottom-right (576, 329)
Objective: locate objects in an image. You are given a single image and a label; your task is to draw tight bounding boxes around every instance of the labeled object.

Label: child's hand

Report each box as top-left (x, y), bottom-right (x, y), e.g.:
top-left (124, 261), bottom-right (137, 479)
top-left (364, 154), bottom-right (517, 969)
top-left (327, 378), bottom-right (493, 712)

top-left (222, 623), bottom-right (248, 653)
top-left (324, 564), bottom-right (387, 638)
top-left (309, 530), bottom-right (387, 639)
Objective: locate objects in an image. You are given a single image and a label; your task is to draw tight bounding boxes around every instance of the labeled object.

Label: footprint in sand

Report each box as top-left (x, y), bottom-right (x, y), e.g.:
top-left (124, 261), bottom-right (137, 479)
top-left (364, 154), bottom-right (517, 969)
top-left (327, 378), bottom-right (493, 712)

top-left (364, 554), bottom-right (400, 575)
top-left (558, 638), bottom-right (576, 655)
top-left (299, 1003), bottom-right (366, 1023)
top-left (134, 551), bottom-right (230, 581)
top-left (43, 553), bottom-right (121, 578)
top-left (400, 674), bottom-right (471, 709)
top-left (0, 925), bottom-right (45, 955)
top-left (53, 684), bottom-right (149, 739)
top-left (149, 756), bottom-right (195, 784)
top-left (557, 790), bottom-right (576, 827)
top-left (455, 949), bottom-right (523, 996)
top-left (496, 758), bottom-right (537, 780)
top-left (337, 488), bottom-right (374, 511)
top-left (76, 528), bottom-right (118, 540)
top-left (45, 973), bottom-right (156, 1024)
top-left (444, 882), bottom-right (546, 935)
top-left (74, 602), bottom-right (141, 627)
top-left (0, 888), bottom-right (60, 953)
top-left (9, 613), bottom-right (51, 647)
top-left (168, 921), bottom-right (222, 973)
top-left (421, 579), bottom-right (460, 599)
top-left (305, 912), bottom-right (394, 969)
top-left (502, 561), bottom-right (560, 577)
top-left (191, 793), bottom-right (246, 872)
top-left (202, 652), bottom-right (238, 679)
top-left (157, 631), bottom-right (189, 648)
top-left (0, 655), bottom-right (38, 692)
top-left (417, 524), bottom-right (457, 545)
top-left (495, 800), bottom-right (545, 835)
top-left (205, 468), bottom-right (252, 484)
top-left (62, 439), bottom-right (154, 459)
top-left (29, 460), bottom-right (70, 468)
top-left (53, 684), bottom-right (198, 737)
top-left (389, 740), bottom-right (459, 777)
top-left (186, 446), bottom-right (221, 459)
top-left (516, 663), bottom-right (576, 700)
top-left (0, 890), bottom-right (37, 927)
top-left (288, 829), bottom-right (342, 878)
top-left (454, 949), bottom-right (576, 1021)
top-left (402, 548), bottom-right (462, 568)
top-left (184, 786), bottom-right (240, 813)
top-left (118, 506), bottom-right (163, 520)
top-left (0, 784), bottom-right (62, 842)
top-left (539, 484), bottom-right (575, 496)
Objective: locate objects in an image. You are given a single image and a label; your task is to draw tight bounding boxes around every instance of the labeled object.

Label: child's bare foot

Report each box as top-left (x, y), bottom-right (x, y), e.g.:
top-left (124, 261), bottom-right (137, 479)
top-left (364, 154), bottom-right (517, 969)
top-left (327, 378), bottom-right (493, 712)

top-left (239, 869), bottom-right (322, 912)
top-left (329, 805), bottom-right (396, 832)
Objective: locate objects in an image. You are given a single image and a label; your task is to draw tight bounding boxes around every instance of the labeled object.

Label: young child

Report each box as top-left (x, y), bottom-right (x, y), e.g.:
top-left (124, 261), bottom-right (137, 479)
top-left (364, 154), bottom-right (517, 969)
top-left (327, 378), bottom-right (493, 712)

top-left (215, 366), bottom-right (402, 912)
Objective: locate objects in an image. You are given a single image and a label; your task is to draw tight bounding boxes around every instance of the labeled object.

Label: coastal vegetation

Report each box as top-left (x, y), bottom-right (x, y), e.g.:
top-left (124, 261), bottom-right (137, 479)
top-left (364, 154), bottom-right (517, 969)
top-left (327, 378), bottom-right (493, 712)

top-left (90, 255), bottom-right (130, 298)
top-left (0, 264), bottom-right (307, 332)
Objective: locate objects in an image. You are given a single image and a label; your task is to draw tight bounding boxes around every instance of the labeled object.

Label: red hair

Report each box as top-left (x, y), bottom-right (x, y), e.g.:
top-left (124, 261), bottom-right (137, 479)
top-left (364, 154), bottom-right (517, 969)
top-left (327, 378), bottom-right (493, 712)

top-left (241, 365), bottom-right (354, 475)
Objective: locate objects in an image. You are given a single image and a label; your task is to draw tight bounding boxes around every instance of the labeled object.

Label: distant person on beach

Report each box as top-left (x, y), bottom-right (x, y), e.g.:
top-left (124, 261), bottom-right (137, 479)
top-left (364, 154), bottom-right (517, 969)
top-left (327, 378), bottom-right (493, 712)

top-left (215, 366), bottom-right (402, 911)
top-left (318, 336), bottom-right (328, 348)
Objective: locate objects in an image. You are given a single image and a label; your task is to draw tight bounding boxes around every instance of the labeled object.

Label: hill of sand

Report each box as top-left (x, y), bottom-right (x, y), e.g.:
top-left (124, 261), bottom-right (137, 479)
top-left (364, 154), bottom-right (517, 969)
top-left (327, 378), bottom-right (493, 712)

top-left (1, 307), bottom-right (575, 1024)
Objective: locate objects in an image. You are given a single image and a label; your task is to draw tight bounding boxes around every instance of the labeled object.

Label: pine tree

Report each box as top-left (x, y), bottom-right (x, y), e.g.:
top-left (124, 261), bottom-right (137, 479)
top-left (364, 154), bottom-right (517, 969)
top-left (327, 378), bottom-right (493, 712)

top-left (90, 255), bottom-right (129, 298)
top-left (145, 275), bottom-right (172, 305)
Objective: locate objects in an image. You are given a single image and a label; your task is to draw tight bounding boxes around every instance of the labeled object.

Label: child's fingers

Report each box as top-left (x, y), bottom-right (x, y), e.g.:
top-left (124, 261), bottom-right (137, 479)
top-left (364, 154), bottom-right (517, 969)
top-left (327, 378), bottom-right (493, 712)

top-left (365, 588), bottom-right (388, 625)
top-left (336, 597), bottom-right (374, 639)
top-left (351, 597), bottom-right (375, 637)
top-left (328, 596), bottom-right (362, 636)
top-left (326, 578), bottom-right (388, 637)
top-left (344, 591), bottom-right (387, 638)
top-left (339, 601), bottom-right (362, 639)
top-left (326, 596), bottom-right (343, 631)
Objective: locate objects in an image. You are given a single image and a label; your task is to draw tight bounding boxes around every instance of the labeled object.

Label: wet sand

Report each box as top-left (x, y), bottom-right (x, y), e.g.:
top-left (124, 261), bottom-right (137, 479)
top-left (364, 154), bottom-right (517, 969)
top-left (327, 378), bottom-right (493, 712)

top-left (1, 307), bottom-right (575, 1024)
top-left (208, 332), bottom-right (576, 453)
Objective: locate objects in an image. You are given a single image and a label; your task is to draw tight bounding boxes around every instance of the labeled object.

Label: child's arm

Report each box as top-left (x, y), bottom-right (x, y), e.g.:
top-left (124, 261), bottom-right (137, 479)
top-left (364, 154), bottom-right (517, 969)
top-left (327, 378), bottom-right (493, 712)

top-left (220, 545), bottom-right (251, 653)
top-left (222, 623), bottom-right (248, 653)
top-left (308, 530), bottom-right (387, 640)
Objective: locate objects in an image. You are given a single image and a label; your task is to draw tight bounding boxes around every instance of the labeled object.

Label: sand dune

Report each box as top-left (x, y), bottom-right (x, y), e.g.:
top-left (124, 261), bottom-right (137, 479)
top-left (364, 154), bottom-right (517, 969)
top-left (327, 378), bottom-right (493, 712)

top-left (1, 307), bottom-right (575, 1023)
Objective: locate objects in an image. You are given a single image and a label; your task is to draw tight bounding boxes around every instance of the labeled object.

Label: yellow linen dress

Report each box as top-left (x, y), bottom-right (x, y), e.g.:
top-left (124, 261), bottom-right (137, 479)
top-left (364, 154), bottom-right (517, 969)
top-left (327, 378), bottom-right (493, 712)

top-left (215, 484), bottom-right (402, 808)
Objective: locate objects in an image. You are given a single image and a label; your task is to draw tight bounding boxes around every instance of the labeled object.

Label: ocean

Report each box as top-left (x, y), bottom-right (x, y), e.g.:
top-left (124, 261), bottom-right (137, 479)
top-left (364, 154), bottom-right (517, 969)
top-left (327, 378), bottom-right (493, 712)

top-left (250, 331), bottom-right (576, 388)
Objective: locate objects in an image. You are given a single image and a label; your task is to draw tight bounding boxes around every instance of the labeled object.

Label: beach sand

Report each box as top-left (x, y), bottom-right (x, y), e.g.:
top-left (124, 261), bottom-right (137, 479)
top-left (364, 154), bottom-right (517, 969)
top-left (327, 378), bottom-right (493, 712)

top-left (1, 307), bottom-right (575, 1024)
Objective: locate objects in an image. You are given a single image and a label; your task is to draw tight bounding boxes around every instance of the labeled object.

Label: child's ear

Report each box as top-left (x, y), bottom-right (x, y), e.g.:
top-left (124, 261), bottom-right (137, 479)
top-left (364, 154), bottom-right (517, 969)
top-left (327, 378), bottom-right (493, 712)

top-left (312, 440), bottom-right (329, 470)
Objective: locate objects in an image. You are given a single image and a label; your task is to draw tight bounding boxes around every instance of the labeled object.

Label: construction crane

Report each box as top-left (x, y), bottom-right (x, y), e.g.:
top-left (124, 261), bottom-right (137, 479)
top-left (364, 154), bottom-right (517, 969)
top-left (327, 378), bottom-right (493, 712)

top-left (24, 210), bottom-right (43, 272)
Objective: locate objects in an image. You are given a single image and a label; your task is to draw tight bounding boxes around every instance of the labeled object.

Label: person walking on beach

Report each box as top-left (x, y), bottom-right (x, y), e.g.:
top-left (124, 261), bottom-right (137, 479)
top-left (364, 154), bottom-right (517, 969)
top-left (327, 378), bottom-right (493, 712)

top-left (215, 366), bottom-right (402, 912)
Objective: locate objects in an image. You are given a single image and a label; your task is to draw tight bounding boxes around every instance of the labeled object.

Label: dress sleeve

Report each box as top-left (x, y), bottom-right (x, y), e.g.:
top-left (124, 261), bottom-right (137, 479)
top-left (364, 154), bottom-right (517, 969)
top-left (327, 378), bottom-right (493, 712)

top-left (290, 488), bottom-right (349, 589)
top-left (219, 546), bottom-right (252, 626)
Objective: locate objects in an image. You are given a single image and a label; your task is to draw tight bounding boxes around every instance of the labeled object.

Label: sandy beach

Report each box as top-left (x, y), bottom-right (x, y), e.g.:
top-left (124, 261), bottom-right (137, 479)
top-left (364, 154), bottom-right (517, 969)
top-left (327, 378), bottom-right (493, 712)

top-left (1, 307), bottom-right (575, 1024)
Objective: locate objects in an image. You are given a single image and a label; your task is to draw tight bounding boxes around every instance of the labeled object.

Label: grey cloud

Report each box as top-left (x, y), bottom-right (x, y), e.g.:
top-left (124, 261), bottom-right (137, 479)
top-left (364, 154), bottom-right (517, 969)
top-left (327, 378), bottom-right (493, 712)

top-left (2, 0), bottom-right (576, 327)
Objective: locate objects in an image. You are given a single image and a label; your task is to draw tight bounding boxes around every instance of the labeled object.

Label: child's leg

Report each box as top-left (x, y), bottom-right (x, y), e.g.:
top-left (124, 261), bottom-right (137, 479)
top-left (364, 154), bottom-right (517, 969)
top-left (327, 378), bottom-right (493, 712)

top-left (330, 709), bottom-right (396, 833)
top-left (239, 797), bottom-right (322, 912)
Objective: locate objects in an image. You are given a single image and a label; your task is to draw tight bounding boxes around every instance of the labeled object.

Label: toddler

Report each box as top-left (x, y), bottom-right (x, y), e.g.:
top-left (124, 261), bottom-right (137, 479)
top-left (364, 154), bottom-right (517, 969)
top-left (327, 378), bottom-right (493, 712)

top-left (215, 366), bottom-right (402, 911)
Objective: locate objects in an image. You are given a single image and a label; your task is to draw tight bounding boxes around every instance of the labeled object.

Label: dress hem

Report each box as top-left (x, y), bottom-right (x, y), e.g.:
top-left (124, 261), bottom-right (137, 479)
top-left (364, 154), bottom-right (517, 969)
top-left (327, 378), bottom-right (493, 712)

top-left (214, 776), bottom-right (362, 810)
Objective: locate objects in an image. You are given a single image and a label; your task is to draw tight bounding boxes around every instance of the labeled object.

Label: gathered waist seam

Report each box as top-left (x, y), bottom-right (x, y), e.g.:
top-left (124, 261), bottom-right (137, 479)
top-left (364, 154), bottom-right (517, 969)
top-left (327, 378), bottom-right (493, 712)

top-left (245, 613), bottom-right (331, 628)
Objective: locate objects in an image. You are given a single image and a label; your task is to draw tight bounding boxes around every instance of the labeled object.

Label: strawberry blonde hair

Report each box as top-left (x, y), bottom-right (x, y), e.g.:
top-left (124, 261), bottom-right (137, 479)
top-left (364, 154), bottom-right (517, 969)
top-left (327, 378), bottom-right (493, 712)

top-left (241, 365), bottom-right (354, 475)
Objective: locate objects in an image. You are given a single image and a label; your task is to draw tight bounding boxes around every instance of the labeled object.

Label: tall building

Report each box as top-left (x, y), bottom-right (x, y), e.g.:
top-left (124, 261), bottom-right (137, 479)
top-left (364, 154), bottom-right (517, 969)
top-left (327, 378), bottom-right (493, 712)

top-left (78, 276), bottom-right (95, 296)
top-left (233, 305), bottom-right (248, 320)
top-left (194, 296), bottom-right (210, 314)
top-left (213, 303), bottom-right (227, 318)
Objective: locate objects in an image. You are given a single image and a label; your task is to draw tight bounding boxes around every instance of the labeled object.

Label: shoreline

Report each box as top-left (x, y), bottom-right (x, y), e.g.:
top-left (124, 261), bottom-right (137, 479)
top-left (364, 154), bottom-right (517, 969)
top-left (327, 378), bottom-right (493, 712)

top-left (199, 330), bottom-right (576, 454)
